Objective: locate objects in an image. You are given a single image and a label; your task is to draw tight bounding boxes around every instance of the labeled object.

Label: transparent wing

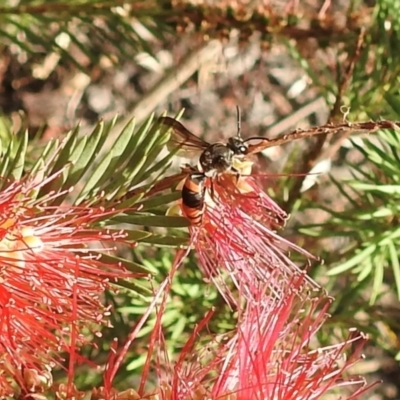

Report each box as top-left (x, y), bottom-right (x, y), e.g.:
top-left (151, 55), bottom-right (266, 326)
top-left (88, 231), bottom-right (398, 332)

top-left (158, 117), bottom-right (210, 155)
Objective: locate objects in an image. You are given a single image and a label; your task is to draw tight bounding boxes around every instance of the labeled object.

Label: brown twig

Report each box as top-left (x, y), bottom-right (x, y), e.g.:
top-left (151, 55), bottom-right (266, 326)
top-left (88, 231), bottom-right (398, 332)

top-left (283, 27), bottom-right (366, 211)
top-left (331, 27), bottom-right (366, 120)
top-left (282, 119), bottom-right (400, 139)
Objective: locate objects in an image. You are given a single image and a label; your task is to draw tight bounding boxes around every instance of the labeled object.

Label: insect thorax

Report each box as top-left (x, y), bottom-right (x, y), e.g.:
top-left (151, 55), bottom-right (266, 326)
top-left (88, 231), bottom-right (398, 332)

top-left (199, 144), bottom-right (235, 176)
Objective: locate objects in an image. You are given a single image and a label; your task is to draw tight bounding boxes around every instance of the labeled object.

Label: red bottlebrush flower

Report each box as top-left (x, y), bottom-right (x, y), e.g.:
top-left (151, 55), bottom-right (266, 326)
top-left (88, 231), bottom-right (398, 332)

top-left (0, 176), bottom-right (134, 394)
top-left (181, 168), bottom-right (319, 303)
top-left (98, 257), bottom-right (375, 400)
top-left (165, 273), bottom-right (375, 400)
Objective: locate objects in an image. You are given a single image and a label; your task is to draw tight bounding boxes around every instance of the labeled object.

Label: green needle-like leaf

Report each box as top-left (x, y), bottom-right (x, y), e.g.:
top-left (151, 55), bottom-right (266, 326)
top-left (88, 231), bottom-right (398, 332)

top-left (328, 245), bottom-right (377, 275)
top-left (97, 253), bottom-right (150, 275)
top-left (388, 241), bottom-right (400, 299)
top-left (9, 130), bottom-right (28, 180)
top-left (111, 214), bottom-right (189, 228)
top-left (63, 122), bottom-right (105, 190)
top-left (76, 118), bottom-right (134, 202)
top-left (371, 253), bottom-right (385, 304)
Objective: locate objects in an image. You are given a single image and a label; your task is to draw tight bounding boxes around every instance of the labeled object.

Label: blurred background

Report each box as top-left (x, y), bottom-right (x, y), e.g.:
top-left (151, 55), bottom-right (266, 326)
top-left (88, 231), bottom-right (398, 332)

top-left (1, 0), bottom-right (400, 398)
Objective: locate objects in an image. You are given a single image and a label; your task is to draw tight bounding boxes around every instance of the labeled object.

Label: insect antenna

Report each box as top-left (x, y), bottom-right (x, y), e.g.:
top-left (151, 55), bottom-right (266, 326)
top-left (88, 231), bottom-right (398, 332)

top-left (236, 105), bottom-right (242, 138)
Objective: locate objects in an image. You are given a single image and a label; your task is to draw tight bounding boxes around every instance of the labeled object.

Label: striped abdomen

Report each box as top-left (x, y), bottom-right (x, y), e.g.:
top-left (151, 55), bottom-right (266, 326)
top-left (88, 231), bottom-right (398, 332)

top-left (181, 174), bottom-right (206, 226)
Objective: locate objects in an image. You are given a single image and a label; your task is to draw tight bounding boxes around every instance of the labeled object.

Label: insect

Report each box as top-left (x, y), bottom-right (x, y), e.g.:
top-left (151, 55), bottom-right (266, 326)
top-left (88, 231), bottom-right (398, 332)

top-left (159, 108), bottom-right (264, 178)
top-left (159, 107), bottom-right (267, 225)
top-left (158, 108), bottom-right (350, 225)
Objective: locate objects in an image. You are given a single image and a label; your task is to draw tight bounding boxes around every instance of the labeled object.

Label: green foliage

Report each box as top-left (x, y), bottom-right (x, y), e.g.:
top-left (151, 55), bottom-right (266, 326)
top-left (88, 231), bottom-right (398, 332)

top-left (0, 0), bottom-right (170, 71)
top-left (302, 129), bottom-right (400, 304)
top-left (351, 0), bottom-right (400, 118)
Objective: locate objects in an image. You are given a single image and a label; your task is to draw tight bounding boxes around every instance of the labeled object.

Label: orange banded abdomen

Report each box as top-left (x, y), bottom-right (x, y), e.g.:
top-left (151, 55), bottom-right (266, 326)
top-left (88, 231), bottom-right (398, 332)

top-left (181, 174), bottom-right (206, 226)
